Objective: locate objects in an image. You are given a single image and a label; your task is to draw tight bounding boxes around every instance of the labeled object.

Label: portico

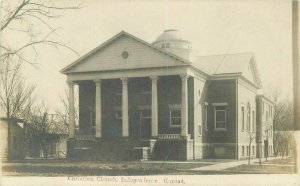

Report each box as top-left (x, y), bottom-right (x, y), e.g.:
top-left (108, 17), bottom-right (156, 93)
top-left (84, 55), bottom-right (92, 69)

top-left (67, 73), bottom-right (191, 140)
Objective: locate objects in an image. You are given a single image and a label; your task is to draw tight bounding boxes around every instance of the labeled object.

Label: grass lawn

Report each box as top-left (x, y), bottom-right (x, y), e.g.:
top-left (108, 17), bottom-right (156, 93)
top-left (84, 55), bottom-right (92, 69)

top-left (225, 164), bottom-right (294, 174)
top-left (2, 157), bottom-right (295, 176)
top-left (224, 157), bottom-right (295, 174)
top-left (2, 160), bottom-right (212, 176)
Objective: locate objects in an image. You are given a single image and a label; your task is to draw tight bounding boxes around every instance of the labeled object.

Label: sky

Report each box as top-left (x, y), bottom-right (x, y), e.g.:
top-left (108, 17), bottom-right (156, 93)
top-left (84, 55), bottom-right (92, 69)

top-left (4, 0), bottom-right (293, 113)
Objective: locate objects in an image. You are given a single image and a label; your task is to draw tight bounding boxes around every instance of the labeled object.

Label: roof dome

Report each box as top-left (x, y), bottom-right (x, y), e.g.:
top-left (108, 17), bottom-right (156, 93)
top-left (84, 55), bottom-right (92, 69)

top-left (152, 29), bottom-right (194, 61)
top-left (152, 29), bottom-right (192, 49)
top-left (154, 29), bottom-right (187, 42)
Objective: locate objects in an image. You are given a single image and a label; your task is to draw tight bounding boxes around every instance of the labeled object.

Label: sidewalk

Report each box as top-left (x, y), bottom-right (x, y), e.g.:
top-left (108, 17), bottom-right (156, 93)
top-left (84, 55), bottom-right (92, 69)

top-left (191, 157), bottom-right (279, 171)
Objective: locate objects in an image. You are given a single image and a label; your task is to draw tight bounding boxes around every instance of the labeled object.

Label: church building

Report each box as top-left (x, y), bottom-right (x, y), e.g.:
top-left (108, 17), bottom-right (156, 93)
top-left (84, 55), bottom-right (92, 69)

top-left (61, 30), bottom-right (274, 160)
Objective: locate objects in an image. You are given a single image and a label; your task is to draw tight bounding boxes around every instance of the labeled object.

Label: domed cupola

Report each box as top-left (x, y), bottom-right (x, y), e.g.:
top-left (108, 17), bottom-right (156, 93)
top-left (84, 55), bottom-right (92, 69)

top-left (153, 29), bottom-right (193, 61)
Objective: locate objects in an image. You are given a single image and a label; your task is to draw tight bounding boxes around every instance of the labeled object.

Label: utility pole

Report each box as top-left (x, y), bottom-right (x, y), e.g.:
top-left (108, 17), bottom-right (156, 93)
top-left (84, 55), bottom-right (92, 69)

top-left (292, 0), bottom-right (300, 173)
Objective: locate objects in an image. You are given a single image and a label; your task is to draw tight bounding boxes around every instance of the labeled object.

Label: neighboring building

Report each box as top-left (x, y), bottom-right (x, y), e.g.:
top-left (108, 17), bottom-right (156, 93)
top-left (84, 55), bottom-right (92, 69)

top-left (0, 118), bottom-right (26, 161)
top-left (61, 30), bottom-right (274, 160)
top-left (0, 114), bottom-right (68, 161)
top-left (25, 114), bottom-right (68, 159)
top-left (256, 96), bottom-right (275, 159)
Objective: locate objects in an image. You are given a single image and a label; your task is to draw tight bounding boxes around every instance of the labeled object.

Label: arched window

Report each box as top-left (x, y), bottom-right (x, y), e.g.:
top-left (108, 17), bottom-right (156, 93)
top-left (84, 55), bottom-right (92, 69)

top-left (247, 103), bottom-right (251, 130)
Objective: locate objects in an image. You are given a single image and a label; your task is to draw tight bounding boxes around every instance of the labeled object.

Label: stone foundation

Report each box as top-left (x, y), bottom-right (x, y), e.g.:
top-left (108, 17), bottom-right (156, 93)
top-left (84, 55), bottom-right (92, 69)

top-left (67, 138), bottom-right (194, 161)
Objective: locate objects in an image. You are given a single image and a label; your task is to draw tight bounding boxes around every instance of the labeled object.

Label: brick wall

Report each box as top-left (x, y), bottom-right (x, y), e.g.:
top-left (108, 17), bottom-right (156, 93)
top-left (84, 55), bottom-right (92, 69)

top-left (205, 80), bottom-right (237, 145)
top-left (203, 143), bottom-right (237, 159)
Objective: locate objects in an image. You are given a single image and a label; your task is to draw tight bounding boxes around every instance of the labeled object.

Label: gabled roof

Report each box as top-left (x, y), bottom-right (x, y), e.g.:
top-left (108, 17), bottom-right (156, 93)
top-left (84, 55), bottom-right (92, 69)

top-left (60, 30), bottom-right (262, 88)
top-left (61, 31), bottom-right (195, 74)
top-left (193, 53), bottom-right (253, 74)
top-left (193, 52), bottom-right (262, 87)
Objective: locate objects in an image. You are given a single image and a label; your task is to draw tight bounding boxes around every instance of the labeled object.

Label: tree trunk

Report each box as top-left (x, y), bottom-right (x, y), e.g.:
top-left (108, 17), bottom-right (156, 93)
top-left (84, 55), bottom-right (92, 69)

top-left (248, 141), bottom-right (251, 165)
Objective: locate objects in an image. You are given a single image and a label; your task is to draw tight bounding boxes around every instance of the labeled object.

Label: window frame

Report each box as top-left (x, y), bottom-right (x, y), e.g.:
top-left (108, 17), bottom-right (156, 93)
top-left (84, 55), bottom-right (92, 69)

top-left (140, 110), bottom-right (151, 119)
top-left (169, 104), bottom-right (181, 128)
top-left (241, 105), bottom-right (245, 131)
top-left (213, 103), bottom-right (227, 131)
top-left (90, 110), bottom-right (95, 127)
top-left (247, 103), bottom-right (251, 131)
top-left (247, 146), bottom-right (249, 156)
top-left (242, 146), bottom-right (245, 156)
top-left (198, 123), bottom-right (202, 136)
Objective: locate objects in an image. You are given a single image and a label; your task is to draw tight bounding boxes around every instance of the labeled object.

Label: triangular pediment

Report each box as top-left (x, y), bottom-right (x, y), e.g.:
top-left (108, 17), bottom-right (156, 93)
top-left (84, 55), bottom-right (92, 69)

top-left (61, 31), bottom-right (189, 73)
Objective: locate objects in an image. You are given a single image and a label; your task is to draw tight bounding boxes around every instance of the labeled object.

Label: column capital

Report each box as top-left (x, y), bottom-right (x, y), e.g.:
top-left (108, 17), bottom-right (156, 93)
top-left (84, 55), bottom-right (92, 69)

top-left (67, 80), bottom-right (74, 86)
top-left (180, 74), bottom-right (189, 80)
top-left (120, 77), bottom-right (128, 84)
top-left (93, 79), bottom-right (102, 85)
top-left (150, 76), bottom-right (159, 82)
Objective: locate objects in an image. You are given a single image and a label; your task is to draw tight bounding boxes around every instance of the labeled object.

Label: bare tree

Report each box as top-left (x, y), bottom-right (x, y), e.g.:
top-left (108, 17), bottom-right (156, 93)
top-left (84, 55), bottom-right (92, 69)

top-left (1, 0), bottom-right (80, 65)
top-left (246, 129), bottom-right (256, 165)
top-left (0, 59), bottom-right (36, 119)
top-left (55, 87), bottom-right (79, 131)
top-left (272, 89), bottom-right (293, 159)
top-left (24, 104), bottom-right (67, 158)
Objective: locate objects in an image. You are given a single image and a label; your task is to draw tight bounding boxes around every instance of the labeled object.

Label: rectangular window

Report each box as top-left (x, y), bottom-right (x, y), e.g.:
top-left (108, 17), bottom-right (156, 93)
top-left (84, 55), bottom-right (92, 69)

top-left (170, 109), bottom-right (181, 127)
top-left (271, 106), bottom-right (273, 117)
top-left (271, 126), bottom-right (272, 137)
top-left (215, 106), bottom-right (226, 130)
top-left (247, 146), bottom-right (249, 156)
top-left (166, 43), bottom-right (170, 48)
top-left (241, 106), bottom-right (245, 131)
top-left (140, 110), bottom-right (151, 119)
top-left (90, 111), bottom-right (95, 126)
top-left (198, 124), bottom-right (202, 136)
top-left (242, 146), bottom-right (245, 156)
top-left (266, 111), bottom-right (268, 121)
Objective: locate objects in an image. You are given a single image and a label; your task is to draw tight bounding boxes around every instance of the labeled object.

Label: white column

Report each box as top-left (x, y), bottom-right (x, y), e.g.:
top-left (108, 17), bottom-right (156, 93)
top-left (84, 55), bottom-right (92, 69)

top-left (121, 77), bottom-right (129, 137)
top-left (150, 76), bottom-right (159, 137)
top-left (94, 80), bottom-right (102, 138)
top-left (180, 75), bottom-right (189, 137)
top-left (67, 81), bottom-right (75, 138)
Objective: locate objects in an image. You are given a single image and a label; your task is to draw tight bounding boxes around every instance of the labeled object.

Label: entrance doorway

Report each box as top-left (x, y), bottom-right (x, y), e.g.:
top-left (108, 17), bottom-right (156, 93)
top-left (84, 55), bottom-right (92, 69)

top-left (139, 110), bottom-right (151, 138)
